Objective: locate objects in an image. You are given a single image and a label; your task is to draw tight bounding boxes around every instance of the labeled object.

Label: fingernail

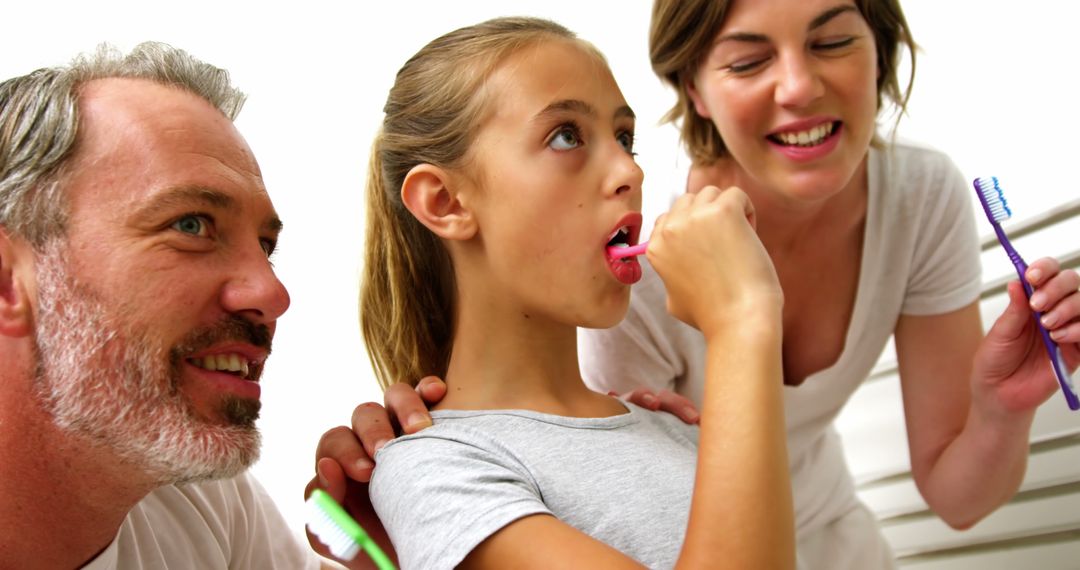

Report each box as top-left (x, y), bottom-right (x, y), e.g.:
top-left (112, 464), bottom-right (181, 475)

top-left (1050, 328), bottom-right (1064, 341)
top-left (373, 438), bottom-right (391, 455)
top-left (1042, 313), bottom-right (1058, 328)
top-left (355, 457), bottom-right (375, 471)
top-left (642, 394), bottom-right (657, 406)
top-left (1028, 268), bottom-right (1043, 284)
top-left (1030, 292), bottom-right (1045, 310)
top-left (405, 412), bottom-right (432, 432)
top-left (317, 469), bottom-right (330, 489)
top-left (684, 408), bottom-right (700, 423)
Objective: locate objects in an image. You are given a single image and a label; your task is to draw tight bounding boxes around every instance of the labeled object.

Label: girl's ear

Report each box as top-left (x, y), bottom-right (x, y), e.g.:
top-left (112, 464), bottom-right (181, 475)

top-left (0, 229), bottom-right (34, 338)
top-left (401, 164), bottom-right (478, 241)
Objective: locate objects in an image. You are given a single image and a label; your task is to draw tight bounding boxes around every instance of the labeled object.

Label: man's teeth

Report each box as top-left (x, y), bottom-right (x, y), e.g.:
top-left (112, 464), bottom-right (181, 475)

top-left (190, 354), bottom-right (251, 378)
top-left (775, 122), bottom-right (834, 147)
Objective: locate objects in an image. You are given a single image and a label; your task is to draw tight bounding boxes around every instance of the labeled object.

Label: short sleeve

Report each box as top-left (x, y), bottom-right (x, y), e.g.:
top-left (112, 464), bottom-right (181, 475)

top-left (370, 433), bottom-right (551, 570)
top-left (901, 153), bottom-right (982, 315)
top-left (578, 263), bottom-right (687, 395)
top-left (225, 472), bottom-right (322, 569)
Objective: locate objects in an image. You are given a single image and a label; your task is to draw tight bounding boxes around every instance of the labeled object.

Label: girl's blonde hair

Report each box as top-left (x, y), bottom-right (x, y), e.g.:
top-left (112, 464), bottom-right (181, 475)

top-left (361, 17), bottom-right (588, 390)
top-left (649, 0), bottom-right (917, 165)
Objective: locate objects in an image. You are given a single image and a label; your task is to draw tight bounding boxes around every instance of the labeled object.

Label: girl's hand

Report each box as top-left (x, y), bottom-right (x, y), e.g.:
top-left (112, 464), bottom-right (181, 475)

top-left (646, 185), bottom-right (782, 339)
top-left (971, 258), bottom-right (1080, 416)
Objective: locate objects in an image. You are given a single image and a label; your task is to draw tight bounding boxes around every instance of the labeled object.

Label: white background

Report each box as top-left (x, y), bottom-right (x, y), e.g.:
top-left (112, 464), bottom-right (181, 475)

top-left (3, 0), bottom-right (1076, 544)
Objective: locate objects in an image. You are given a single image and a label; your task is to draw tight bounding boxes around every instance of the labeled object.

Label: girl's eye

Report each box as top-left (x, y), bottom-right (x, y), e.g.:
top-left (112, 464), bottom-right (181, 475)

top-left (260, 238), bottom-right (276, 257)
top-left (616, 131), bottom-right (636, 154)
top-left (548, 125), bottom-right (582, 151)
top-left (171, 214), bottom-right (211, 237)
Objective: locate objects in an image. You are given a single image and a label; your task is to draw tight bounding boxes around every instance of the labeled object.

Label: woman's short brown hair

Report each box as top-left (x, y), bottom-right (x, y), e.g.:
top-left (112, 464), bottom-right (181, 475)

top-left (649, 0), bottom-right (916, 164)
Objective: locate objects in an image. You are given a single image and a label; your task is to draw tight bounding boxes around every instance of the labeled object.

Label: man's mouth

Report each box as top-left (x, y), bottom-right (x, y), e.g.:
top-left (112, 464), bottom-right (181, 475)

top-left (767, 121), bottom-right (839, 147)
top-left (188, 354), bottom-right (257, 381)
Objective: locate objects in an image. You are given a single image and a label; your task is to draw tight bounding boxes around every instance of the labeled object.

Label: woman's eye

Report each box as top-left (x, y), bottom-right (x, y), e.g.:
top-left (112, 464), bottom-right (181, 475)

top-left (617, 131), bottom-right (636, 154)
top-left (814, 37), bottom-right (856, 51)
top-left (548, 125), bottom-right (582, 151)
top-left (171, 215), bottom-right (211, 237)
top-left (727, 56), bottom-right (769, 74)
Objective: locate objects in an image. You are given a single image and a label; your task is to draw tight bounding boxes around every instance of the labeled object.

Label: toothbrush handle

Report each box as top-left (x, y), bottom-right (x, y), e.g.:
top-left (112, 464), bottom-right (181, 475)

top-left (1007, 249), bottom-right (1080, 411)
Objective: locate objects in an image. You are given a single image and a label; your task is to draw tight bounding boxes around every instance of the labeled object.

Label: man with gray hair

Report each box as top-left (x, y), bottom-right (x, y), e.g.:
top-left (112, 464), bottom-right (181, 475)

top-left (0, 43), bottom-right (324, 568)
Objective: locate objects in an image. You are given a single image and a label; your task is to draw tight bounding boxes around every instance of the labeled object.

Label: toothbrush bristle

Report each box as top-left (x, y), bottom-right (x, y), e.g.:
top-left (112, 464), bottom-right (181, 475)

top-left (976, 176), bottom-right (1012, 222)
top-left (306, 497), bottom-right (361, 560)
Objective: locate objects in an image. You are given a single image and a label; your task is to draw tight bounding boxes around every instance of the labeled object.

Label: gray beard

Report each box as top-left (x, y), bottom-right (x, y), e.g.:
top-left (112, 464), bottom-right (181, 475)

top-left (30, 241), bottom-right (262, 486)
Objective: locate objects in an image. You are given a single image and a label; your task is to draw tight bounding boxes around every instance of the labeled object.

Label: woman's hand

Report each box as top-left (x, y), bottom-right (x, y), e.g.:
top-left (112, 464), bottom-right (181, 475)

top-left (971, 258), bottom-right (1080, 417)
top-left (646, 185), bottom-right (782, 339)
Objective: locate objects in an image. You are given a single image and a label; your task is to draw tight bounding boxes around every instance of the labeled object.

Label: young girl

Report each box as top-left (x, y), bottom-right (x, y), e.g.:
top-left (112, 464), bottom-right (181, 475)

top-left (362, 17), bottom-right (792, 569)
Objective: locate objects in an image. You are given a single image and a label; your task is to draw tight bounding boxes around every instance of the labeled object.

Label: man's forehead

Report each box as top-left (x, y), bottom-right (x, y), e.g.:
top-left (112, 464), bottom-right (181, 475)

top-left (67, 77), bottom-right (277, 228)
top-left (76, 78), bottom-right (240, 153)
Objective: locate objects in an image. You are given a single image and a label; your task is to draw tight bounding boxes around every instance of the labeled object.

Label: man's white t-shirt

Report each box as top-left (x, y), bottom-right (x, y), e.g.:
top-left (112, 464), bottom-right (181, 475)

top-left (82, 471), bottom-right (320, 569)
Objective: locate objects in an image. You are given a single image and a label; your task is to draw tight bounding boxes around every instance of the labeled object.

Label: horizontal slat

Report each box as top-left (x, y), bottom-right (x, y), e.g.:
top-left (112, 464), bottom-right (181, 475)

top-left (835, 374), bottom-right (909, 482)
top-left (979, 197), bottom-right (1080, 251)
top-left (898, 529), bottom-right (1080, 570)
top-left (862, 249), bottom-right (1079, 384)
top-left (858, 433), bottom-right (1080, 519)
top-left (881, 481), bottom-right (1080, 557)
top-left (982, 248), bottom-right (1080, 298)
top-left (840, 372), bottom-right (1080, 485)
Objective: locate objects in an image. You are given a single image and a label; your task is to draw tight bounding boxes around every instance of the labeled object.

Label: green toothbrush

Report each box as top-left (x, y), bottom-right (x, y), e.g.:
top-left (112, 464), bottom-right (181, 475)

top-left (305, 488), bottom-right (396, 570)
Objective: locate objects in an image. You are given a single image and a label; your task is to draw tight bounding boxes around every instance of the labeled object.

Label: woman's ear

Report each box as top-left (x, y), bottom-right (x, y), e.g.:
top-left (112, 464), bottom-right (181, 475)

top-left (401, 164), bottom-right (478, 241)
top-left (0, 229), bottom-right (34, 337)
top-left (686, 77), bottom-right (712, 119)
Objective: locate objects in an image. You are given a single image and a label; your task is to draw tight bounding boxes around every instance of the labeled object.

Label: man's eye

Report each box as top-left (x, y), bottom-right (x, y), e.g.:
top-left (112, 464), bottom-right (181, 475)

top-left (172, 215), bottom-right (211, 237)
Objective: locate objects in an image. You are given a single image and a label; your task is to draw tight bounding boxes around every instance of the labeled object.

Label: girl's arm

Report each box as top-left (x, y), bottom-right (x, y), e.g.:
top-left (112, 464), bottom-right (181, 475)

top-left (462, 325), bottom-right (788, 570)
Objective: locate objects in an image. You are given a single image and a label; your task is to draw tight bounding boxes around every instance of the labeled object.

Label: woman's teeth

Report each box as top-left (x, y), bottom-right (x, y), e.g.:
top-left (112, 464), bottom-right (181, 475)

top-left (190, 354), bottom-right (251, 379)
top-left (773, 122), bottom-right (835, 147)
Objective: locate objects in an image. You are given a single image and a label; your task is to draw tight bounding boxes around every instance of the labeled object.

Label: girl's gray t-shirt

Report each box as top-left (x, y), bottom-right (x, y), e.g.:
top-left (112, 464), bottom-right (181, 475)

top-left (370, 403), bottom-right (698, 569)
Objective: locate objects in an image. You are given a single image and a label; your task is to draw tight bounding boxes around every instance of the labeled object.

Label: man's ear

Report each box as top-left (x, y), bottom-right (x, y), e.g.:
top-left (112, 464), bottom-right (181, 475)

top-left (400, 164), bottom-right (477, 241)
top-left (0, 228), bottom-right (33, 337)
top-left (686, 77), bottom-right (712, 119)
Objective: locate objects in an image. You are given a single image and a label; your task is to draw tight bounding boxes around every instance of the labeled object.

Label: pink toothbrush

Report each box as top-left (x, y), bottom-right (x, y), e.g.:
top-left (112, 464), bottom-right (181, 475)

top-left (607, 242), bottom-right (648, 259)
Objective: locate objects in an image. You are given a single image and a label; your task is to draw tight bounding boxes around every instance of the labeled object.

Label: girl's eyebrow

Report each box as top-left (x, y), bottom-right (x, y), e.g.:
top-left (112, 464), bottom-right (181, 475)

top-left (533, 99), bottom-right (636, 123)
top-left (713, 4), bottom-right (860, 45)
